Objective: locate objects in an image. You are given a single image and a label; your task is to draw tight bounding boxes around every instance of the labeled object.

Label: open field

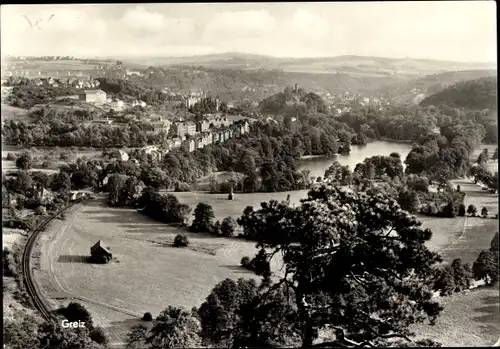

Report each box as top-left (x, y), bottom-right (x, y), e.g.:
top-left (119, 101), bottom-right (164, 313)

top-left (35, 199), bottom-right (268, 345)
top-left (411, 286), bottom-right (499, 347)
top-left (1, 104), bottom-right (32, 122)
top-left (4, 59), bottom-right (108, 78)
top-left (1, 144), bottom-right (103, 173)
top-left (419, 178), bottom-right (498, 265)
top-left (420, 179), bottom-right (498, 264)
top-left (173, 189), bottom-right (310, 225)
top-left (33, 177), bottom-right (498, 346)
top-left (411, 178), bottom-right (499, 345)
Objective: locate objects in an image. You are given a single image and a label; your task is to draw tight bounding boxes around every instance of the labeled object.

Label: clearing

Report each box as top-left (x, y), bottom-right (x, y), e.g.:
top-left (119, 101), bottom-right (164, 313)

top-left (411, 286), bottom-right (499, 347)
top-left (33, 178), bottom-right (498, 346)
top-left (1, 104), bottom-right (32, 122)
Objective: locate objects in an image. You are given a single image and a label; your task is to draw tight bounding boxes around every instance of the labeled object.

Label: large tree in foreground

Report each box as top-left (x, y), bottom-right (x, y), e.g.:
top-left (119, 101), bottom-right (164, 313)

top-left (236, 184), bottom-right (443, 347)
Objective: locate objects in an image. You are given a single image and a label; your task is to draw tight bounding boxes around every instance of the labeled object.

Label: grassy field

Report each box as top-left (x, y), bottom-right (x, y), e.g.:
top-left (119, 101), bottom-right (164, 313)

top-left (419, 178), bottom-right (498, 265)
top-left (411, 286), bottom-right (499, 346)
top-left (9, 59), bottom-right (106, 76)
top-left (412, 178), bottom-right (499, 346)
top-left (173, 189), bottom-right (310, 225)
top-left (1, 104), bottom-right (31, 122)
top-left (1, 144), bottom-right (103, 174)
top-left (35, 200), bottom-right (268, 345)
top-left (33, 177), bottom-right (498, 346)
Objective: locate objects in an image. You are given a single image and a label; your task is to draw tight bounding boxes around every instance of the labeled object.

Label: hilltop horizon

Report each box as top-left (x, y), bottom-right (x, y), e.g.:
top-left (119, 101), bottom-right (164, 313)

top-left (1, 3), bottom-right (495, 62)
top-left (5, 52), bottom-right (494, 66)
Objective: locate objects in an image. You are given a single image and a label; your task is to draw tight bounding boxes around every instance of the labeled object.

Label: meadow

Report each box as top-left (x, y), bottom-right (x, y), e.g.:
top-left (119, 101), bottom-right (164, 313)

top-left (1, 104), bottom-right (31, 122)
top-left (411, 286), bottom-right (499, 346)
top-left (32, 177), bottom-right (498, 346)
top-left (1, 144), bottom-right (103, 174)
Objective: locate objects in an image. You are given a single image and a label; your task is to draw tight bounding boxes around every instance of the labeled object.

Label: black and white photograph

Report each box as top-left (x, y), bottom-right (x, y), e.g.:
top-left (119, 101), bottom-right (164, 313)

top-left (1, 2), bottom-right (498, 348)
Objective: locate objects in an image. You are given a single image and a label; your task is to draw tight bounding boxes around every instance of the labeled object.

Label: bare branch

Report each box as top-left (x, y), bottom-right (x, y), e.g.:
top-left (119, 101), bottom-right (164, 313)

top-left (349, 271), bottom-right (369, 288)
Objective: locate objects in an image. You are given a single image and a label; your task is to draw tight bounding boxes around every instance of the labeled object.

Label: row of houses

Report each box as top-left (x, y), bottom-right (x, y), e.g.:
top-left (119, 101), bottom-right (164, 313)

top-left (182, 120), bottom-right (250, 153)
top-left (109, 119), bottom-right (251, 164)
top-left (172, 115), bottom-right (232, 138)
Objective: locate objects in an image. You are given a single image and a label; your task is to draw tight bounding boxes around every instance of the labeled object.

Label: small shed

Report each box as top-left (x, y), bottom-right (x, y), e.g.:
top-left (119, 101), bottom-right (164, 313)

top-left (90, 240), bottom-right (112, 264)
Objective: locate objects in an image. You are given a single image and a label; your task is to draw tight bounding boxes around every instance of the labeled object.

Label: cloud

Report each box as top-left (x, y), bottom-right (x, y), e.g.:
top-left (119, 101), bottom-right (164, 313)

top-left (284, 9), bottom-right (329, 40)
top-left (203, 10), bottom-right (277, 41)
top-left (1, 3), bottom-right (496, 62)
top-left (120, 6), bottom-right (166, 32)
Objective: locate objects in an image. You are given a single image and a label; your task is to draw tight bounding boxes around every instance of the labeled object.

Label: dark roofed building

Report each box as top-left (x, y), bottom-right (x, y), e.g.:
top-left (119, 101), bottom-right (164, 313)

top-left (90, 240), bottom-right (112, 263)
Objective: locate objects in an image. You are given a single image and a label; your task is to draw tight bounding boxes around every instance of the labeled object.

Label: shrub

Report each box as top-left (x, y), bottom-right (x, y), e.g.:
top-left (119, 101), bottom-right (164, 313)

top-left (441, 201), bottom-right (457, 218)
top-left (190, 203), bottom-right (215, 233)
top-left (397, 189), bottom-right (420, 213)
top-left (89, 327), bottom-right (108, 345)
top-left (3, 247), bottom-right (17, 277)
top-left (433, 267), bottom-right (455, 296)
top-left (60, 302), bottom-right (94, 330)
top-left (220, 217), bottom-right (237, 237)
top-left (35, 206), bottom-right (47, 216)
top-left (173, 234), bottom-right (189, 247)
top-left (467, 204), bottom-right (477, 216)
top-left (59, 152), bottom-right (70, 161)
top-left (458, 204), bottom-right (466, 217)
top-left (490, 232), bottom-right (499, 252)
top-left (481, 207), bottom-right (488, 218)
top-left (210, 220), bottom-right (221, 235)
top-left (142, 312), bottom-right (153, 321)
top-left (450, 258), bottom-right (472, 292)
top-left (473, 250), bottom-right (498, 285)
top-left (41, 160), bottom-right (55, 169)
top-left (15, 152), bottom-right (33, 170)
top-left (240, 256), bottom-right (252, 269)
top-left (251, 249), bottom-right (272, 281)
top-left (6, 153), bottom-right (17, 161)
top-left (422, 202), bottom-right (439, 216)
top-left (174, 181), bottom-right (191, 192)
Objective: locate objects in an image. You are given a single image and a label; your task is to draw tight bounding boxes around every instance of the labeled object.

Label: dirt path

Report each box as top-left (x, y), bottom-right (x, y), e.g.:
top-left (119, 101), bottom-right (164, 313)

top-left (440, 179), bottom-right (472, 254)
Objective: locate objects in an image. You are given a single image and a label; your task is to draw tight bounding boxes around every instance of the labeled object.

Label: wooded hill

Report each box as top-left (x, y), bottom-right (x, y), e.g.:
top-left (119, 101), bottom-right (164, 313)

top-left (420, 76), bottom-right (497, 110)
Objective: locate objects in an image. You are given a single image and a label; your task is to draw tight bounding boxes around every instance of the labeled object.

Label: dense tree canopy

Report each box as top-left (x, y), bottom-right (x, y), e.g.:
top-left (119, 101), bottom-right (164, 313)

top-left (237, 184), bottom-right (443, 346)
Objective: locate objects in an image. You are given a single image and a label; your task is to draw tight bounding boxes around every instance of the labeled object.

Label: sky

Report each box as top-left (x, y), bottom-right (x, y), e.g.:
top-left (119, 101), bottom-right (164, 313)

top-left (0, 2), bottom-right (497, 62)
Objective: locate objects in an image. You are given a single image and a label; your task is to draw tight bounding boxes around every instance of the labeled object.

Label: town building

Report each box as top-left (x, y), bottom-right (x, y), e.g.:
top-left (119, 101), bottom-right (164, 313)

top-left (173, 121), bottom-right (197, 138)
top-left (110, 99), bottom-right (124, 109)
top-left (126, 70), bottom-right (143, 77)
top-left (90, 240), bottom-right (112, 264)
top-left (118, 150), bottom-right (129, 161)
top-left (196, 119), bottom-right (212, 133)
top-left (149, 150), bottom-right (162, 162)
top-left (212, 131), bottom-right (221, 144)
top-left (185, 138), bottom-right (196, 152)
top-left (132, 100), bottom-right (147, 108)
top-left (151, 119), bottom-right (172, 134)
top-left (79, 89), bottom-right (107, 104)
top-left (172, 137), bottom-right (182, 148)
top-left (142, 145), bottom-right (158, 154)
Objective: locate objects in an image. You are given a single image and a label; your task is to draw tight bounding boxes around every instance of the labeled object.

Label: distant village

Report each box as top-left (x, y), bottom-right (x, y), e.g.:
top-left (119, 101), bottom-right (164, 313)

top-left (0, 67), bottom-right (256, 163)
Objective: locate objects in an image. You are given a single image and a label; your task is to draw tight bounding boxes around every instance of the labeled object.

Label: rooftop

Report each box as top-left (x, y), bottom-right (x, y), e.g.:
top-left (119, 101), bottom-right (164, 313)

top-left (83, 89), bottom-right (106, 95)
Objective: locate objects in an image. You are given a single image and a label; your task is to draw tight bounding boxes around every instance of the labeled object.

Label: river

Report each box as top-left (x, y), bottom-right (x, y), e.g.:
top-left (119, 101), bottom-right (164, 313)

top-left (297, 141), bottom-right (413, 180)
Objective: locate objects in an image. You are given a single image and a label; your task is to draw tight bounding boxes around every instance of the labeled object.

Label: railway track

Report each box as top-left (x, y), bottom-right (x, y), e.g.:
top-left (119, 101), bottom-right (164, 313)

top-left (21, 198), bottom-right (84, 321)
